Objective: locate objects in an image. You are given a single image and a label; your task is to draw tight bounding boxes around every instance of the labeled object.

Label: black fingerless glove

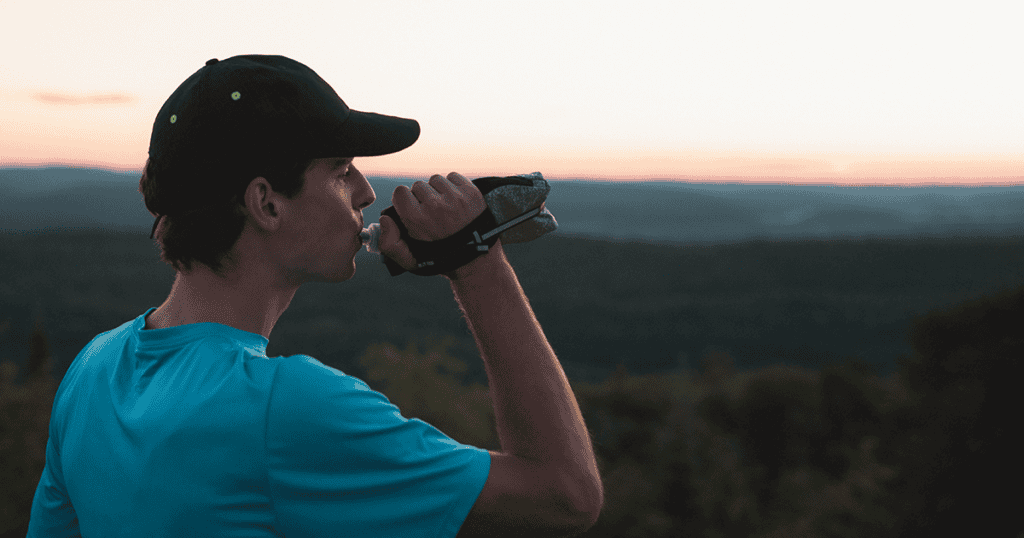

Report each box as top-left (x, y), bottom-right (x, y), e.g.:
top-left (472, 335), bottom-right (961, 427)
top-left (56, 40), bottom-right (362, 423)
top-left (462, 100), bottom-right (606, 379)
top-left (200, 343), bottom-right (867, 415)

top-left (372, 172), bottom-right (558, 277)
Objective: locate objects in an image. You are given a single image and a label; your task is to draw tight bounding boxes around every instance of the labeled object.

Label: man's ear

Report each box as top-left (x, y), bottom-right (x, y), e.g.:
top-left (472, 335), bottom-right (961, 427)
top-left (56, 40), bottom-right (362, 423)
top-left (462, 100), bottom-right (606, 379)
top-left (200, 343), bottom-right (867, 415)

top-left (243, 176), bottom-right (283, 232)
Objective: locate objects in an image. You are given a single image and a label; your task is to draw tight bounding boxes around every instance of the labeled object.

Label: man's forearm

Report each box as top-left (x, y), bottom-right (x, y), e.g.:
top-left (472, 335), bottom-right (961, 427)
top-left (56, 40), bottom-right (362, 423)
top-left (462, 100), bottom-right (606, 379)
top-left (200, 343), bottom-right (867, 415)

top-left (448, 245), bottom-right (603, 502)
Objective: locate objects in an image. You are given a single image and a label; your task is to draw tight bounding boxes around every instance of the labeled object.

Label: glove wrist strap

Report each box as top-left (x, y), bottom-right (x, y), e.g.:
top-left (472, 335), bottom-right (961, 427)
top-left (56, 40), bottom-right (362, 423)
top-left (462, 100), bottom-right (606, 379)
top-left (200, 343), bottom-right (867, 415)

top-left (380, 206), bottom-right (502, 277)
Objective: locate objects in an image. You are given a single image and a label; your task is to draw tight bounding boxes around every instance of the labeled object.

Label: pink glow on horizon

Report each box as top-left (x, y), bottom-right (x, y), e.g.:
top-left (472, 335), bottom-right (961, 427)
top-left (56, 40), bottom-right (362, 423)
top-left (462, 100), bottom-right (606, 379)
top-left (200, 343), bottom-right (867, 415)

top-left (3, 154), bottom-right (1023, 187)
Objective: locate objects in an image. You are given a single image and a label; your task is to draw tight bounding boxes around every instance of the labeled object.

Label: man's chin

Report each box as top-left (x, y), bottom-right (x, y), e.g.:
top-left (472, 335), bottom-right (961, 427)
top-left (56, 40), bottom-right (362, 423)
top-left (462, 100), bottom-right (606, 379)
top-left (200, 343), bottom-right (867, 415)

top-left (342, 257), bottom-right (361, 281)
top-left (307, 259), bottom-right (357, 284)
top-left (329, 262), bottom-right (357, 283)
top-left (325, 246), bottom-right (361, 282)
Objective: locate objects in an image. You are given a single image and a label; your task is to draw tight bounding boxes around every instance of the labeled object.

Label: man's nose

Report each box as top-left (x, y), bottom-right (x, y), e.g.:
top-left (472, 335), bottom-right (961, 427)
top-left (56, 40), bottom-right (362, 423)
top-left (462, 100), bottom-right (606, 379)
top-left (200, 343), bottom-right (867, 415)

top-left (354, 167), bottom-right (375, 209)
top-left (359, 183), bottom-right (376, 210)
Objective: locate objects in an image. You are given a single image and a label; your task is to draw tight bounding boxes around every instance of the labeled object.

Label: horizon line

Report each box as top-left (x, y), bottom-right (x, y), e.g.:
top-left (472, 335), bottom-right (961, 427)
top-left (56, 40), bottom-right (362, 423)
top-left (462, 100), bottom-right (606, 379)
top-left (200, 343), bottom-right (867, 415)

top-left (2, 161), bottom-right (1023, 188)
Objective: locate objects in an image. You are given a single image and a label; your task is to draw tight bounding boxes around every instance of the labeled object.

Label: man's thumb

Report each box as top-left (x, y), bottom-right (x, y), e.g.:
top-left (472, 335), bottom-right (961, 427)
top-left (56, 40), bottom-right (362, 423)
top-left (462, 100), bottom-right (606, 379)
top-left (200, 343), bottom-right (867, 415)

top-left (379, 215), bottom-right (417, 270)
top-left (379, 215), bottom-right (397, 246)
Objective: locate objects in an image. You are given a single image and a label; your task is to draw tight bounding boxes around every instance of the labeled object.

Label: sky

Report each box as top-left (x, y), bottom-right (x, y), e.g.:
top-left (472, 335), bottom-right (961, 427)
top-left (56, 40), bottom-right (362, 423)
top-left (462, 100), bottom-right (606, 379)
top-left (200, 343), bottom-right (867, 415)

top-left (1, 0), bottom-right (1022, 185)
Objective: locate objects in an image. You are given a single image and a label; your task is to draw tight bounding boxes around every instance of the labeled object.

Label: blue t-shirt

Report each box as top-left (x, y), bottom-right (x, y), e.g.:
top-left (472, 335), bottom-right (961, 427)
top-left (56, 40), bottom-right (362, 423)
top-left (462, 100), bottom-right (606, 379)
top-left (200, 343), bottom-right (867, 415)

top-left (28, 307), bottom-right (491, 537)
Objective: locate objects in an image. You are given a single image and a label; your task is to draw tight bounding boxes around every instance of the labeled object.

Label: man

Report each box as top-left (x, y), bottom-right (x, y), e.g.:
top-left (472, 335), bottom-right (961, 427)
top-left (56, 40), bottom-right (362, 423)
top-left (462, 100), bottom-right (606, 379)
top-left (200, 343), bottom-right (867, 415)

top-left (27, 55), bottom-right (603, 537)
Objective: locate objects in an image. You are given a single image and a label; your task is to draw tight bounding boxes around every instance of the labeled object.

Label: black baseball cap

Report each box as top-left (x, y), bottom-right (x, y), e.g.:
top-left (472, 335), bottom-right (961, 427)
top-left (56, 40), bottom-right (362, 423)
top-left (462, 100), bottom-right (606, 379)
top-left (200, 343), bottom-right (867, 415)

top-left (147, 54), bottom-right (419, 237)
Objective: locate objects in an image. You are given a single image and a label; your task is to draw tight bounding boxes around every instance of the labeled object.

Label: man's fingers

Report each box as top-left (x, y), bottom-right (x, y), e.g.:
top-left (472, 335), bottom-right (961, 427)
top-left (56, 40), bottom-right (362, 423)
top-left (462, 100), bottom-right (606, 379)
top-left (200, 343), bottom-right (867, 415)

top-left (428, 174), bottom-right (457, 198)
top-left (448, 172), bottom-right (486, 214)
top-left (446, 172), bottom-right (470, 186)
top-left (389, 172), bottom-right (484, 242)
top-left (410, 179), bottom-right (442, 205)
top-left (392, 184), bottom-right (437, 241)
top-left (391, 184), bottom-right (421, 223)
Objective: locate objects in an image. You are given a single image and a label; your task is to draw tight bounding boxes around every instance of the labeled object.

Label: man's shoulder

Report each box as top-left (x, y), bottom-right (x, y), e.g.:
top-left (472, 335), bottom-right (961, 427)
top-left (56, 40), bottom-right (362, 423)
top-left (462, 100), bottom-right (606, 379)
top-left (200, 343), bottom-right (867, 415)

top-left (269, 355), bottom-right (366, 392)
top-left (66, 318), bottom-right (136, 376)
top-left (86, 318), bottom-right (136, 353)
top-left (266, 355), bottom-right (389, 416)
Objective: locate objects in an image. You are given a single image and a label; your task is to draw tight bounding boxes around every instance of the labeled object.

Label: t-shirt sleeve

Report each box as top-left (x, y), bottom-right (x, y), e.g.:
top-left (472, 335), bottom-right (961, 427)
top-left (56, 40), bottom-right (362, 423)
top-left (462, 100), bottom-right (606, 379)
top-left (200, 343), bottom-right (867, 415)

top-left (27, 422), bottom-right (81, 537)
top-left (265, 355), bottom-right (491, 538)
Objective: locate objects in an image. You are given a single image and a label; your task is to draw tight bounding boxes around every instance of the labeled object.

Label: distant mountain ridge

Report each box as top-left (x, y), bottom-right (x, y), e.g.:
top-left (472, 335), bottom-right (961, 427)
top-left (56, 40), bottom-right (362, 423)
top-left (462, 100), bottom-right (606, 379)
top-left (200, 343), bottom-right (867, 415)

top-left (3, 166), bottom-right (1024, 243)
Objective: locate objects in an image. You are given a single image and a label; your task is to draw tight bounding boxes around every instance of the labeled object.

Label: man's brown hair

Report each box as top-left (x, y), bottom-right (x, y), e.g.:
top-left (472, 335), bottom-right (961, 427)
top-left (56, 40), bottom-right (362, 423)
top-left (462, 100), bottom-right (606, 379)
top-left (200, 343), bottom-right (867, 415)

top-left (138, 156), bottom-right (314, 277)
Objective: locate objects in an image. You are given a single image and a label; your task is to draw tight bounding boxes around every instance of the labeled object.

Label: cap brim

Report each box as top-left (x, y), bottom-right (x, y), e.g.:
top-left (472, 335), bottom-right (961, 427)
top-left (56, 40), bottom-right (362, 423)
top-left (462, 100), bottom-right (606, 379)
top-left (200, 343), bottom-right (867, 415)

top-left (326, 110), bottom-right (420, 158)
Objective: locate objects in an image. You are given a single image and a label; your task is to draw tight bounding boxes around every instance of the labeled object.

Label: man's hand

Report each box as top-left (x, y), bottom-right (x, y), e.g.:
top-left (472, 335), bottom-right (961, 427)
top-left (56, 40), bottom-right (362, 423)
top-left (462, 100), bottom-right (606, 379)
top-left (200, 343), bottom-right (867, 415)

top-left (378, 172), bottom-right (488, 274)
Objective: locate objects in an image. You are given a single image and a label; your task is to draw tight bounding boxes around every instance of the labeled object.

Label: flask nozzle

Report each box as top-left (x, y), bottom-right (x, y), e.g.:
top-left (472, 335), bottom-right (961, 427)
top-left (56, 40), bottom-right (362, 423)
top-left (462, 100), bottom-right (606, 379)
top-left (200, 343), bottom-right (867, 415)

top-left (360, 223), bottom-right (381, 254)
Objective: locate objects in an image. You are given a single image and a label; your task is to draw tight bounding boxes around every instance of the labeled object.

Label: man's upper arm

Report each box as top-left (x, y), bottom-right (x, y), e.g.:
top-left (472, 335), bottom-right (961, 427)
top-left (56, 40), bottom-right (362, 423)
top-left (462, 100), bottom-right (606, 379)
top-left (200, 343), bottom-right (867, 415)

top-left (456, 451), bottom-right (599, 538)
top-left (266, 356), bottom-right (493, 538)
top-left (27, 437), bottom-right (80, 537)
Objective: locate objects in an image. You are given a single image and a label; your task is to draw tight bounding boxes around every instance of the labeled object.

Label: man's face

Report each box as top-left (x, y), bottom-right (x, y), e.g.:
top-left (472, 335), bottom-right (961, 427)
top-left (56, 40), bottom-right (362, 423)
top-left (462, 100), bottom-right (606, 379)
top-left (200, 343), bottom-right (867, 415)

top-left (272, 156), bottom-right (375, 284)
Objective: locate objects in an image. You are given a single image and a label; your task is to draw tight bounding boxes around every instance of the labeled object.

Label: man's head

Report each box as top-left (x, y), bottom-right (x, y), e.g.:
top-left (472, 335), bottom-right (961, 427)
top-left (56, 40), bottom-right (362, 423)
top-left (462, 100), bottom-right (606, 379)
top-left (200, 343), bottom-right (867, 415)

top-left (139, 55), bottom-right (418, 280)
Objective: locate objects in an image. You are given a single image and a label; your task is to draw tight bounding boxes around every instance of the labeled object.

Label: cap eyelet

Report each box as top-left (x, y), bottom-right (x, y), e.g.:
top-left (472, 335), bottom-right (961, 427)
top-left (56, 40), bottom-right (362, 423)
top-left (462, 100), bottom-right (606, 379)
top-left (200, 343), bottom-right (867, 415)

top-left (170, 115), bottom-right (177, 124)
top-left (231, 91), bottom-right (241, 101)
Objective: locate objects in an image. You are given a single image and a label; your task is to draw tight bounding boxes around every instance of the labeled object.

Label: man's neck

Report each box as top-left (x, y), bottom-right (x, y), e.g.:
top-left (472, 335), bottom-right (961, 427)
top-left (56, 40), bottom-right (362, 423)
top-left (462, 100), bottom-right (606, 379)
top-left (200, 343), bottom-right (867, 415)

top-left (145, 265), bottom-right (298, 339)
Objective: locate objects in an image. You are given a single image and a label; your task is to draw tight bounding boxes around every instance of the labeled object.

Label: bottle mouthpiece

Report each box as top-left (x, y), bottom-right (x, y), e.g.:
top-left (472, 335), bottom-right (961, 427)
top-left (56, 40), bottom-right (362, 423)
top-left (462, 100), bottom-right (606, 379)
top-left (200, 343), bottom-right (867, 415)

top-left (360, 223), bottom-right (381, 254)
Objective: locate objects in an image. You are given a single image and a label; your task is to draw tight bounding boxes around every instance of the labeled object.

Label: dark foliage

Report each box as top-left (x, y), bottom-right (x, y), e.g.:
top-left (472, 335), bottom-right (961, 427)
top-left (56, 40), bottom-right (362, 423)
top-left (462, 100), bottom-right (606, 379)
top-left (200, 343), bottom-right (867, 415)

top-left (3, 230), bottom-right (1024, 536)
top-left (889, 287), bottom-right (1024, 537)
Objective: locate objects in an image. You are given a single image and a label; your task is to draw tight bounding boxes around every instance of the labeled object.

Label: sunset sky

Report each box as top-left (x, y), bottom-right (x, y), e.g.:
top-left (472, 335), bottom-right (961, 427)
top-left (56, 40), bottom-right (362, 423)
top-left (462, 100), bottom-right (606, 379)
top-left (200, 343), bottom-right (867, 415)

top-left (1, 0), bottom-right (1021, 185)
